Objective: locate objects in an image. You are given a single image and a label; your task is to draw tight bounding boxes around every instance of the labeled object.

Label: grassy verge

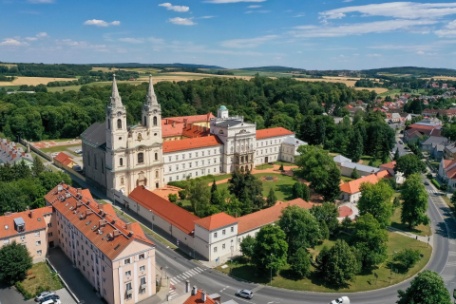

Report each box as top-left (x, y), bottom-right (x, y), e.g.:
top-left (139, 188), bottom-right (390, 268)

top-left (40, 144), bottom-right (81, 154)
top-left (390, 204), bottom-right (431, 236)
top-left (218, 232), bottom-right (431, 292)
top-left (16, 262), bottom-right (63, 299)
top-left (255, 163), bottom-right (274, 170)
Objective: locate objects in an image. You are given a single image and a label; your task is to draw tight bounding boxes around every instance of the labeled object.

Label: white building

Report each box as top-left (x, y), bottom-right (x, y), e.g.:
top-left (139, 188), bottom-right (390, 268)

top-left (81, 77), bottom-right (306, 198)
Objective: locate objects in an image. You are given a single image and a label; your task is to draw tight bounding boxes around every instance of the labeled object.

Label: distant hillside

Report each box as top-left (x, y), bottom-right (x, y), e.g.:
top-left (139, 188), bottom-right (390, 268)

top-left (361, 66), bottom-right (456, 77)
top-left (95, 62), bottom-right (225, 70)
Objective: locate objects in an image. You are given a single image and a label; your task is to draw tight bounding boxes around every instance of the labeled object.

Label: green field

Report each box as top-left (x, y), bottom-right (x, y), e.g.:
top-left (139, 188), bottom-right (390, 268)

top-left (17, 262), bottom-right (63, 299)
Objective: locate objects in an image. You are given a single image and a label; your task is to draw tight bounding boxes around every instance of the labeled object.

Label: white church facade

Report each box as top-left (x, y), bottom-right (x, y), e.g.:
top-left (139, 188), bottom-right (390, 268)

top-left (81, 76), bottom-right (306, 198)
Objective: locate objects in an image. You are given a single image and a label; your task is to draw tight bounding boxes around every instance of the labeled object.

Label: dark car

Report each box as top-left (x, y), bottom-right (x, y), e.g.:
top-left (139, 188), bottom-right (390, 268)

top-left (39, 294), bottom-right (60, 304)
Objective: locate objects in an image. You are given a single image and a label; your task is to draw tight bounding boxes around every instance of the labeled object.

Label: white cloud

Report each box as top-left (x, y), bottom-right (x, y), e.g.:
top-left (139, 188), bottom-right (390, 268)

top-left (159, 3), bottom-right (190, 13)
top-left (205, 0), bottom-right (265, 3)
top-left (0, 38), bottom-right (27, 46)
top-left (320, 2), bottom-right (456, 21)
top-left (247, 5), bottom-right (261, 8)
top-left (56, 39), bottom-right (108, 51)
top-left (27, 0), bottom-right (54, 3)
top-left (435, 20), bottom-right (456, 37)
top-left (221, 35), bottom-right (277, 48)
top-left (291, 19), bottom-right (437, 38)
top-left (169, 17), bottom-right (195, 26)
top-left (119, 37), bottom-right (144, 44)
top-left (198, 16), bottom-right (214, 19)
top-left (25, 32), bottom-right (48, 41)
top-left (83, 19), bottom-right (120, 27)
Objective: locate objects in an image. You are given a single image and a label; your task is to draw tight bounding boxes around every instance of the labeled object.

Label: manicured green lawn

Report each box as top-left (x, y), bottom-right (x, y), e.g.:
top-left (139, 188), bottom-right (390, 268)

top-left (40, 144), bottom-right (80, 154)
top-left (219, 232), bottom-right (431, 292)
top-left (390, 205), bottom-right (431, 236)
top-left (216, 173), bottom-right (296, 201)
top-left (17, 262), bottom-right (63, 299)
top-left (255, 163), bottom-right (274, 170)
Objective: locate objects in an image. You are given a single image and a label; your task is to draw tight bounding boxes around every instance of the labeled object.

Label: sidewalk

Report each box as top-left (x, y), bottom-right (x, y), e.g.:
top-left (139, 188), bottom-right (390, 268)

top-left (388, 226), bottom-right (433, 247)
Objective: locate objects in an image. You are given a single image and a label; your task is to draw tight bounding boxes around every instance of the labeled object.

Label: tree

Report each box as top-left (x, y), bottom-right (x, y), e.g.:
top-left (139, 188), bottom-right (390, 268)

top-left (401, 174), bottom-right (429, 228)
top-left (253, 224), bottom-right (288, 275)
top-left (394, 148), bottom-right (400, 161)
top-left (32, 156), bottom-right (45, 177)
top-left (266, 188), bottom-right (277, 207)
top-left (390, 248), bottom-right (421, 272)
top-left (297, 145), bottom-right (341, 202)
top-left (310, 202), bottom-right (339, 237)
top-left (210, 180), bottom-right (217, 204)
top-left (187, 179), bottom-right (211, 217)
top-left (315, 240), bottom-right (359, 287)
top-left (394, 154), bottom-right (426, 177)
top-left (240, 235), bottom-right (256, 263)
top-left (397, 271), bottom-right (451, 304)
top-left (228, 169), bottom-right (264, 212)
top-left (350, 167), bottom-right (360, 179)
top-left (348, 129), bottom-right (364, 162)
top-left (0, 241), bottom-right (33, 285)
top-left (351, 214), bottom-right (388, 271)
top-left (279, 206), bottom-right (322, 258)
top-left (357, 181), bottom-right (394, 228)
top-left (289, 247), bottom-right (311, 279)
top-left (291, 182), bottom-right (310, 201)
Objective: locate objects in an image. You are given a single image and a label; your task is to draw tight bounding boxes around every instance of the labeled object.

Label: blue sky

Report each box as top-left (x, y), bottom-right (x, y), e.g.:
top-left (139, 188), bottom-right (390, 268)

top-left (1, 0), bottom-right (456, 70)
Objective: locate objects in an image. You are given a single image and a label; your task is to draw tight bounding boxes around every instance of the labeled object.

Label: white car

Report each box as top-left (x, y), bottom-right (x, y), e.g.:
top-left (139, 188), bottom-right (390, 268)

top-left (41, 300), bottom-right (61, 304)
top-left (74, 149), bottom-right (82, 154)
top-left (330, 296), bottom-right (350, 304)
top-left (35, 291), bottom-right (55, 302)
top-left (235, 289), bottom-right (253, 299)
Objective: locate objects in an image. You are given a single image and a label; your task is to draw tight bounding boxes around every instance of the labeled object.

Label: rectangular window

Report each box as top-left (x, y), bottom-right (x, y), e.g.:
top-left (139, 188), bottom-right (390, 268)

top-left (48, 232), bottom-right (53, 237)
top-left (35, 231), bottom-right (40, 237)
top-left (125, 282), bottom-right (132, 299)
top-left (37, 250), bottom-right (42, 256)
top-left (222, 229), bottom-right (226, 235)
top-left (47, 223), bottom-right (52, 228)
top-left (139, 266), bottom-right (145, 272)
top-left (124, 258), bottom-right (131, 264)
top-left (231, 226), bottom-right (234, 232)
top-left (222, 244), bottom-right (226, 249)
top-left (20, 235), bottom-right (26, 241)
top-left (202, 151), bottom-right (204, 156)
top-left (139, 253), bottom-right (145, 260)
top-left (214, 232), bottom-right (218, 238)
top-left (196, 152), bottom-right (198, 157)
top-left (214, 247), bottom-right (217, 252)
top-left (125, 270), bottom-right (131, 277)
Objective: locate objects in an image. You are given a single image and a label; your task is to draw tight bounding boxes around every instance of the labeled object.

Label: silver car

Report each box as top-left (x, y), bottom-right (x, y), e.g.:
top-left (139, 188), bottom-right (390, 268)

top-left (236, 289), bottom-right (253, 299)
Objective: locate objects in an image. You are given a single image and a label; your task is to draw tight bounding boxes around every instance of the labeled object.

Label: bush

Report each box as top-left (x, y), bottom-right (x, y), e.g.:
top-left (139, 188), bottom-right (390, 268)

top-left (167, 181), bottom-right (188, 189)
top-left (178, 189), bottom-right (187, 200)
top-left (168, 194), bottom-right (177, 203)
top-left (389, 248), bottom-right (421, 273)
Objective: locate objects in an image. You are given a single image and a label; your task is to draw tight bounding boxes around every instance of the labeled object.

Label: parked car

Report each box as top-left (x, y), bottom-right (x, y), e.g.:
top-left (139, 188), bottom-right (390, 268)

top-left (330, 296), bottom-right (350, 304)
top-left (235, 289), bottom-right (253, 299)
top-left (35, 291), bottom-right (55, 302)
top-left (41, 299), bottom-right (61, 304)
top-left (40, 294), bottom-right (60, 303)
top-left (74, 148), bottom-right (82, 154)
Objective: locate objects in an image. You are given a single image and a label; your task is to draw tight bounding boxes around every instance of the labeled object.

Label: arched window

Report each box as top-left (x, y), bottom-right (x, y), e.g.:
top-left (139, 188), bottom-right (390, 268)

top-left (138, 152), bottom-right (144, 164)
top-left (119, 158), bottom-right (123, 166)
top-left (154, 152), bottom-right (158, 161)
top-left (153, 116), bottom-right (158, 126)
top-left (121, 177), bottom-right (124, 185)
top-left (117, 119), bottom-right (122, 129)
top-left (155, 170), bottom-right (159, 178)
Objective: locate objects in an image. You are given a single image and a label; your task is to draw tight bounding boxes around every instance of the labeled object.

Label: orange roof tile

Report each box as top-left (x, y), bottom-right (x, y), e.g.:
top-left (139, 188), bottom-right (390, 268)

top-left (45, 184), bottom-right (154, 260)
top-left (183, 290), bottom-right (217, 304)
top-left (237, 198), bottom-right (315, 234)
top-left (0, 207), bottom-right (52, 239)
top-left (256, 127), bottom-right (294, 140)
top-left (380, 161), bottom-right (396, 170)
top-left (162, 121), bottom-right (185, 138)
top-left (166, 113), bottom-right (215, 125)
top-left (129, 186), bottom-right (199, 235)
top-left (194, 213), bottom-right (237, 231)
top-left (163, 135), bottom-right (222, 153)
top-left (339, 171), bottom-right (390, 194)
top-left (54, 152), bottom-right (73, 166)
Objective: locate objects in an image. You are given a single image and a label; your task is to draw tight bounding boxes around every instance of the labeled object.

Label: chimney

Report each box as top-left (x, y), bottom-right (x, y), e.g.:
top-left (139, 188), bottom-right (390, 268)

top-left (191, 286), bottom-right (197, 296)
top-left (201, 290), bottom-right (206, 302)
top-left (29, 210), bottom-right (33, 218)
top-left (172, 121), bottom-right (175, 128)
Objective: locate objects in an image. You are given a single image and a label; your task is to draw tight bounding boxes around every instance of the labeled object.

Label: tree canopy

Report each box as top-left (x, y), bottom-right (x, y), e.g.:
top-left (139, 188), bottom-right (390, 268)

top-left (357, 181), bottom-right (394, 228)
top-left (401, 173), bottom-right (429, 228)
top-left (0, 241), bottom-right (33, 285)
top-left (394, 154), bottom-right (426, 177)
top-left (253, 224), bottom-right (288, 275)
top-left (397, 270), bottom-right (451, 304)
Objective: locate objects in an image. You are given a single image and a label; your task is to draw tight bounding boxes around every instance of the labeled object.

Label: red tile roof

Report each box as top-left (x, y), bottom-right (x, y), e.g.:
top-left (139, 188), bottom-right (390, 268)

top-left (194, 213), bottom-right (237, 231)
top-left (54, 152), bottom-right (73, 167)
top-left (163, 135), bottom-right (222, 153)
top-left (183, 290), bottom-right (217, 304)
top-left (380, 161), bottom-right (396, 170)
top-left (237, 198), bottom-right (315, 234)
top-left (45, 184), bottom-right (154, 260)
top-left (339, 171), bottom-right (391, 194)
top-left (0, 207), bottom-right (52, 239)
top-left (256, 127), bottom-right (294, 140)
top-left (129, 186), bottom-right (199, 235)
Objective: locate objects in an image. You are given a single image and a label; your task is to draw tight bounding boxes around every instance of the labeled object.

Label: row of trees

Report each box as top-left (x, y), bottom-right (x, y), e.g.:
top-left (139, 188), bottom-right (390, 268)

top-left (0, 76), bottom-right (379, 142)
top-left (0, 158), bottom-right (71, 214)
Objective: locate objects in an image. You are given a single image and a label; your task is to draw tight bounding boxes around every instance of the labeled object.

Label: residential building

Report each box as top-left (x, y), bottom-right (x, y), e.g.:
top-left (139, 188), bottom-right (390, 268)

top-left (0, 207), bottom-right (54, 263)
top-left (333, 155), bottom-right (380, 177)
top-left (53, 152), bottom-right (75, 169)
top-left (44, 184), bottom-right (156, 304)
top-left (444, 143), bottom-right (456, 160)
top-left (438, 159), bottom-right (456, 191)
top-left (339, 170), bottom-right (391, 203)
top-left (0, 138), bottom-right (33, 166)
top-left (81, 76), bottom-right (306, 199)
top-left (421, 136), bottom-right (448, 153)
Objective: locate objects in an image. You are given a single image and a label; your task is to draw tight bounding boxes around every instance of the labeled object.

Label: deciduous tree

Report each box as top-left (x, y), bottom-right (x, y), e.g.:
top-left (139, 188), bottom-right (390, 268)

top-left (289, 247), bottom-right (311, 279)
top-left (401, 174), bottom-right (429, 228)
top-left (357, 181), bottom-right (394, 228)
top-left (0, 241), bottom-right (32, 285)
top-left (397, 271), bottom-right (451, 304)
top-left (394, 154), bottom-right (426, 177)
top-left (253, 224), bottom-right (288, 275)
top-left (310, 202), bottom-right (339, 237)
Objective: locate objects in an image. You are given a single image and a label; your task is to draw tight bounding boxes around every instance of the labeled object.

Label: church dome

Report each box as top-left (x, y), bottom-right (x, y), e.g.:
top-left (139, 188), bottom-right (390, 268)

top-left (219, 105), bottom-right (227, 111)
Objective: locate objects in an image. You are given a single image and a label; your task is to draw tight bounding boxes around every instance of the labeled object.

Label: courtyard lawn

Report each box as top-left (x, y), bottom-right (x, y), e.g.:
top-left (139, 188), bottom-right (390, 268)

top-left (219, 232), bottom-right (431, 292)
top-left (216, 173), bottom-right (297, 202)
top-left (16, 262), bottom-right (63, 299)
top-left (255, 163), bottom-right (274, 170)
top-left (390, 205), bottom-right (431, 236)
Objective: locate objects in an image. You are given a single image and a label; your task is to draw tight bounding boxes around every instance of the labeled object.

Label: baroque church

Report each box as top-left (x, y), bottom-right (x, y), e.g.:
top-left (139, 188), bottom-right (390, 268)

top-left (81, 76), bottom-right (307, 198)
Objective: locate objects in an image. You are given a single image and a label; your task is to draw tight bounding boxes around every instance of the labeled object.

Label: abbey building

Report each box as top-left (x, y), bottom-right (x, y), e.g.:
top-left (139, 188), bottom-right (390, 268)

top-left (81, 76), bottom-right (307, 198)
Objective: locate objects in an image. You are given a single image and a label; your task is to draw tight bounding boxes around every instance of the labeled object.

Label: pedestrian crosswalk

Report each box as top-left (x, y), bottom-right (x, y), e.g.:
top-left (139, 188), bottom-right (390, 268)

top-left (169, 267), bottom-right (206, 286)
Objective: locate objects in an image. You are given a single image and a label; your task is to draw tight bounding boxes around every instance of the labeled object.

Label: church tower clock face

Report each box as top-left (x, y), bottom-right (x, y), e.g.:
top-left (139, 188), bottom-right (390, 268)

top-left (117, 111), bottom-right (122, 117)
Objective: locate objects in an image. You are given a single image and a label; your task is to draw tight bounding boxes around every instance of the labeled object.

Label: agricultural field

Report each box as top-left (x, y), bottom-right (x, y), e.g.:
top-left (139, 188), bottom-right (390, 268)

top-left (0, 76), bottom-right (77, 86)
